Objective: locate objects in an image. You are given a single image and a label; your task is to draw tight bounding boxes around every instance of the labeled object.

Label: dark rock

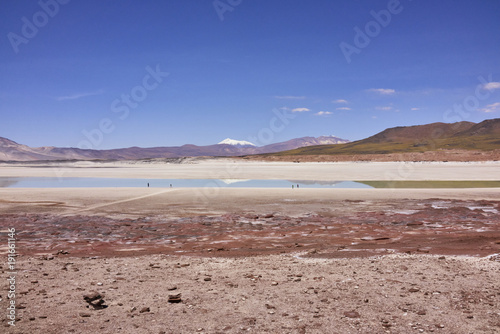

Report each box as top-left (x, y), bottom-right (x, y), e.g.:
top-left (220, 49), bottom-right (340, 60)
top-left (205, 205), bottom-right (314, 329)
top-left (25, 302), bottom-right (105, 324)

top-left (343, 310), bottom-right (360, 318)
top-left (139, 307), bottom-right (150, 313)
top-left (83, 291), bottom-right (107, 309)
top-left (83, 292), bottom-right (103, 303)
top-left (168, 293), bottom-right (182, 303)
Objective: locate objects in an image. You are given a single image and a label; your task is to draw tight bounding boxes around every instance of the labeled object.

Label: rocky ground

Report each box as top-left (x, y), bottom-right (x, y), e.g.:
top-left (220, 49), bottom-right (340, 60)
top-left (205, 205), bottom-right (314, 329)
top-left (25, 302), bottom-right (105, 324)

top-left (1, 253), bottom-right (499, 334)
top-left (1, 198), bottom-right (500, 333)
top-left (1, 199), bottom-right (499, 258)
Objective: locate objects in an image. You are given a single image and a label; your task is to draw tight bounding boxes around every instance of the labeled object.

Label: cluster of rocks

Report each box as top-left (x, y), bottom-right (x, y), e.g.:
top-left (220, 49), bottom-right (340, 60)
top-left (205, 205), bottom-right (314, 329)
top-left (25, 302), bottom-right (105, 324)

top-left (83, 291), bottom-right (107, 310)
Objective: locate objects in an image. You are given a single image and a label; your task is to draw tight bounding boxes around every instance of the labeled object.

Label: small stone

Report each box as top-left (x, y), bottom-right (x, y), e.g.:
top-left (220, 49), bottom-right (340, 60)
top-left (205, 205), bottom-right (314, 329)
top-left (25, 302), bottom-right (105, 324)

top-left (83, 292), bottom-right (103, 303)
top-left (271, 282), bottom-right (279, 286)
top-left (409, 287), bottom-right (420, 293)
top-left (343, 310), bottom-right (360, 318)
top-left (168, 293), bottom-right (182, 303)
top-left (167, 286), bottom-right (177, 291)
top-left (204, 277), bottom-right (212, 282)
top-left (139, 307), bottom-right (150, 313)
top-left (79, 312), bottom-right (91, 318)
top-left (417, 310), bottom-right (426, 315)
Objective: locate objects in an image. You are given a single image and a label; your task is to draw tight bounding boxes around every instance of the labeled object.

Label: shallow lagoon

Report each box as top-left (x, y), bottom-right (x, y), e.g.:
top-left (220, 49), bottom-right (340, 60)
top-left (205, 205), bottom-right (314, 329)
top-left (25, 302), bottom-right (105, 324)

top-left (1, 177), bottom-right (500, 189)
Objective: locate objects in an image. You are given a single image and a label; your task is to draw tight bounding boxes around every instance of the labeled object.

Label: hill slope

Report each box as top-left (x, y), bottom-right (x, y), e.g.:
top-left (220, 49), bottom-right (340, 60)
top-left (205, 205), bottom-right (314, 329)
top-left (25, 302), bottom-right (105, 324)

top-left (0, 136), bottom-right (348, 161)
top-left (267, 119), bottom-right (500, 156)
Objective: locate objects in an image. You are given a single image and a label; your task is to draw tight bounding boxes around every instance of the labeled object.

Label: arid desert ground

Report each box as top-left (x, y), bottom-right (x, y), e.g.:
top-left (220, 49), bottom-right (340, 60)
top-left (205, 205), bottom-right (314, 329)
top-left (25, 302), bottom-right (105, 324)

top-left (0, 159), bottom-right (499, 333)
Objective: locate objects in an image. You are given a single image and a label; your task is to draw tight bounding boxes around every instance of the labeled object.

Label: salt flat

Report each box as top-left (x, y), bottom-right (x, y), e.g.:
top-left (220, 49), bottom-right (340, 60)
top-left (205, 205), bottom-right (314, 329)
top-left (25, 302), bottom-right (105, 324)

top-left (1, 159), bottom-right (500, 180)
top-left (1, 159), bottom-right (499, 333)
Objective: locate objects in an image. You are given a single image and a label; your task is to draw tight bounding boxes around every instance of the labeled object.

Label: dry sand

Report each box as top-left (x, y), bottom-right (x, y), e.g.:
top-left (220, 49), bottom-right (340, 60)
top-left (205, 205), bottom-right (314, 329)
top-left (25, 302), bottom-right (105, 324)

top-left (0, 160), bottom-right (499, 333)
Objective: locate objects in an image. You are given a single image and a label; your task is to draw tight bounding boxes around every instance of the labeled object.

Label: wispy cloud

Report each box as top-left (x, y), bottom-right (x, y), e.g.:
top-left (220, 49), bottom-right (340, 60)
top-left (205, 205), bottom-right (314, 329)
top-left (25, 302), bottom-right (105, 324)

top-left (314, 111), bottom-right (332, 116)
top-left (56, 90), bottom-right (104, 101)
top-left (480, 102), bottom-right (500, 113)
top-left (367, 88), bottom-right (396, 95)
top-left (482, 82), bottom-right (500, 91)
top-left (275, 95), bottom-right (306, 100)
top-left (375, 106), bottom-right (393, 111)
top-left (333, 99), bottom-right (348, 104)
top-left (411, 107), bottom-right (420, 111)
top-left (291, 107), bottom-right (310, 112)
top-left (336, 107), bottom-right (351, 111)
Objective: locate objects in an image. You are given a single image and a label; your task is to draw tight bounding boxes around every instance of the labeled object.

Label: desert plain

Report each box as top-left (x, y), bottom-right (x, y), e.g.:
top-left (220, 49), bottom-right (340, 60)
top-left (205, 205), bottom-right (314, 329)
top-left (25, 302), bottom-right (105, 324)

top-left (0, 159), bottom-right (499, 333)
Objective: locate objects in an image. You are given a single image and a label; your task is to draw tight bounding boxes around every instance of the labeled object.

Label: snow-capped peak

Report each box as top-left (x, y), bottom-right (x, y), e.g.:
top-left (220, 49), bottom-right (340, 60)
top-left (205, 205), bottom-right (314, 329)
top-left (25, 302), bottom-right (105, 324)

top-left (218, 138), bottom-right (256, 146)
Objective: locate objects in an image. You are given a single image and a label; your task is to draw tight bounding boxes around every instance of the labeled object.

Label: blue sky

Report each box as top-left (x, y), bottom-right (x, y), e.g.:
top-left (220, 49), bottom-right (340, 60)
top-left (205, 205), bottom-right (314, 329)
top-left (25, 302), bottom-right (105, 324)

top-left (1, 0), bottom-right (499, 149)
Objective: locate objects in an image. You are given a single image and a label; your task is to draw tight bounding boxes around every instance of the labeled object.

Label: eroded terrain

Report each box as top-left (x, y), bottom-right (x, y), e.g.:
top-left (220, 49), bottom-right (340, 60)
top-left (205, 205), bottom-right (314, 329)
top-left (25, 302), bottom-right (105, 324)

top-left (2, 199), bottom-right (499, 259)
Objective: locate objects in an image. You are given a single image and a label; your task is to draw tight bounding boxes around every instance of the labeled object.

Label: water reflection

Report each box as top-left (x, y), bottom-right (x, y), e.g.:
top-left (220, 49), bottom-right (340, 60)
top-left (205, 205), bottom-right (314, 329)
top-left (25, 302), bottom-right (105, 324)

top-left (0, 177), bottom-right (499, 189)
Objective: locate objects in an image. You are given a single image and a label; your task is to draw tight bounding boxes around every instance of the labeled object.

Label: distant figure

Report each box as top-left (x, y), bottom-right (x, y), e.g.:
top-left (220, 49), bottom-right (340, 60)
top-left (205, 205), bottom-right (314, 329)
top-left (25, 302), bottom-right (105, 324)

top-left (170, 184), bottom-right (172, 188)
top-left (297, 184), bottom-right (299, 188)
top-left (292, 185), bottom-right (294, 189)
top-left (147, 183), bottom-right (149, 188)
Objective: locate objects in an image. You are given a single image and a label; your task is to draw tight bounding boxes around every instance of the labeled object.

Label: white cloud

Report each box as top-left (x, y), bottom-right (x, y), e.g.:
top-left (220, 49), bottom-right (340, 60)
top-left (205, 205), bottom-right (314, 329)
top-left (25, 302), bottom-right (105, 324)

top-left (314, 111), bottom-right (332, 116)
top-left (56, 90), bottom-right (104, 101)
top-left (411, 107), bottom-right (420, 111)
top-left (291, 107), bottom-right (310, 112)
top-left (336, 107), bottom-right (351, 111)
top-left (480, 102), bottom-right (500, 113)
top-left (375, 106), bottom-right (393, 111)
top-left (333, 99), bottom-right (348, 104)
top-left (275, 95), bottom-right (306, 100)
top-left (482, 82), bottom-right (500, 91)
top-left (372, 116), bottom-right (378, 119)
top-left (367, 88), bottom-right (396, 95)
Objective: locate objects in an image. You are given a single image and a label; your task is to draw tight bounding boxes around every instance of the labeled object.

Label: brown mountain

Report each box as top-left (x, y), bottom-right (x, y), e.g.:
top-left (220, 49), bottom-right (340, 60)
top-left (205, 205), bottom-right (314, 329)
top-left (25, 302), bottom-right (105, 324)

top-left (0, 136), bottom-right (348, 161)
top-left (268, 118), bottom-right (500, 156)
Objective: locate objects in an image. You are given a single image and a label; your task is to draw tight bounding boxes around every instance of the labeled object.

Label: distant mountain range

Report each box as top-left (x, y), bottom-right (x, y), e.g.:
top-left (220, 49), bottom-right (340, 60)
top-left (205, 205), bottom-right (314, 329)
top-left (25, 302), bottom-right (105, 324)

top-left (268, 118), bottom-right (500, 156)
top-left (0, 135), bottom-right (349, 161)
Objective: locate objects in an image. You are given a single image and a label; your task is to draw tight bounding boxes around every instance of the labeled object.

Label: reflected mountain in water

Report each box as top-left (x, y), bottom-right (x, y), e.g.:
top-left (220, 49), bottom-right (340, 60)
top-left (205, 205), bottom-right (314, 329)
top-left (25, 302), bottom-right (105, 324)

top-left (288, 180), bottom-right (343, 186)
top-left (0, 177), bottom-right (21, 188)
